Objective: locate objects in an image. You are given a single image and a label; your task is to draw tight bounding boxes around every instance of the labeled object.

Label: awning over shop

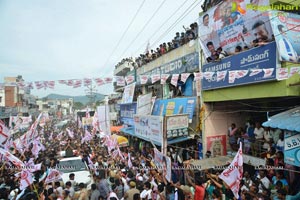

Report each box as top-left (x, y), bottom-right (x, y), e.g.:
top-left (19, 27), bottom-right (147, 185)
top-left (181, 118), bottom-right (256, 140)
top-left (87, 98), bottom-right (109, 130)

top-left (121, 127), bottom-right (193, 146)
top-left (262, 106), bottom-right (300, 132)
top-left (111, 126), bottom-right (124, 132)
top-left (188, 156), bottom-right (233, 170)
top-left (111, 134), bottom-right (129, 147)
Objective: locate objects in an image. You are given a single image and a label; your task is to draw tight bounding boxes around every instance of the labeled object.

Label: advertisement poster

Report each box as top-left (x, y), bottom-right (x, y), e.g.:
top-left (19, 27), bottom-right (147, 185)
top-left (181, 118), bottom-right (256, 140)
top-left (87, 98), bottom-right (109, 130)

top-left (121, 83), bottom-right (136, 104)
top-left (154, 148), bottom-right (172, 182)
top-left (166, 115), bottom-right (189, 138)
top-left (134, 115), bottom-right (163, 145)
top-left (9, 116), bottom-right (32, 129)
top-left (136, 93), bottom-right (153, 115)
top-left (202, 42), bottom-right (278, 90)
top-left (198, 0), bottom-right (273, 59)
top-left (120, 103), bottom-right (137, 126)
top-left (269, 11), bottom-right (300, 63)
top-left (152, 97), bottom-right (196, 121)
top-left (97, 105), bottom-right (111, 135)
top-left (284, 131), bottom-right (300, 167)
top-left (206, 135), bottom-right (227, 157)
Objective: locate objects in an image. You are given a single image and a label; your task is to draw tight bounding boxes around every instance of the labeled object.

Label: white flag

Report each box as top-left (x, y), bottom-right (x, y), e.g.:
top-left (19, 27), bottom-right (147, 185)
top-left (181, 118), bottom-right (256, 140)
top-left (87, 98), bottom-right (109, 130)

top-left (228, 71), bottom-right (237, 83)
top-left (0, 148), bottom-right (25, 167)
top-left (125, 75), bottom-right (135, 85)
top-left (249, 68), bottom-right (263, 77)
top-left (194, 72), bottom-right (203, 81)
top-left (219, 143), bottom-right (243, 199)
top-left (180, 73), bottom-right (191, 83)
top-left (115, 76), bottom-right (125, 86)
top-left (235, 70), bottom-right (248, 79)
top-left (263, 68), bottom-right (274, 78)
top-left (160, 74), bottom-right (170, 85)
top-left (278, 68), bottom-right (289, 80)
top-left (45, 169), bottom-right (63, 184)
top-left (0, 120), bottom-right (10, 144)
top-left (216, 71), bottom-right (227, 82)
top-left (171, 74), bottom-right (179, 86)
top-left (203, 72), bottom-right (215, 80)
top-left (151, 74), bottom-right (161, 84)
top-left (140, 75), bottom-right (149, 85)
top-left (289, 67), bottom-right (300, 77)
top-left (16, 170), bottom-right (34, 190)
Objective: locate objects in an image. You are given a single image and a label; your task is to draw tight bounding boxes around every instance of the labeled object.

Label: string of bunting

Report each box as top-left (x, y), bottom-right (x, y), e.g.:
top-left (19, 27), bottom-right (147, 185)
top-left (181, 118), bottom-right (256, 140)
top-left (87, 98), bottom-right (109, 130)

top-left (0, 67), bottom-right (299, 90)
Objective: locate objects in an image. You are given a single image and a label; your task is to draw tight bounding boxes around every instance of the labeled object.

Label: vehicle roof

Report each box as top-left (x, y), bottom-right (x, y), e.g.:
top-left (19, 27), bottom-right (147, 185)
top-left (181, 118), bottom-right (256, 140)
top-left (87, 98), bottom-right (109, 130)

top-left (59, 156), bottom-right (82, 162)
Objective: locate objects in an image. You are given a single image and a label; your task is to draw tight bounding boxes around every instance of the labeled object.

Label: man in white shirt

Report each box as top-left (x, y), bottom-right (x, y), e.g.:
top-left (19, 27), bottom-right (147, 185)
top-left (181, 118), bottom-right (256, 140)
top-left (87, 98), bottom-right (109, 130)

top-left (277, 24), bottom-right (299, 62)
top-left (254, 122), bottom-right (264, 140)
top-left (200, 14), bottom-right (213, 41)
top-left (256, 170), bottom-right (270, 193)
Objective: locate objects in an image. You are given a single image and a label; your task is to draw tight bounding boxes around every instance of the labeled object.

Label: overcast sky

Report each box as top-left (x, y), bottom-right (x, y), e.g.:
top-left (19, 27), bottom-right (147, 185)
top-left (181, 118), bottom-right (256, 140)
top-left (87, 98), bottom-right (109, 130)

top-left (0, 0), bottom-right (202, 98)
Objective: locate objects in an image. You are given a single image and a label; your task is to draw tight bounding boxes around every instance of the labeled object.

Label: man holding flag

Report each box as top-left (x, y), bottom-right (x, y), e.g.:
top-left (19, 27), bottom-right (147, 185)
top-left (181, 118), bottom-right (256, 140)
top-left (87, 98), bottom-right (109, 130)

top-left (219, 142), bottom-right (243, 199)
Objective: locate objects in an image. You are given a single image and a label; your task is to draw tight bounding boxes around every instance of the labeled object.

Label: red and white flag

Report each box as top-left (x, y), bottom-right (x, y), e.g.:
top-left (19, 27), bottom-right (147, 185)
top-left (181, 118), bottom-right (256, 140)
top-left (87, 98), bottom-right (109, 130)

top-left (15, 170), bottom-right (34, 190)
top-left (229, 71), bottom-right (237, 83)
top-left (77, 117), bottom-right (82, 129)
top-left (217, 71), bottom-right (227, 82)
top-left (58, 80), bottom-right (67, 85)
top-left (115, 76), bottom-right (125, 86)
top-left (92, 112), bottom-right (100, 134)
top-left (47, 81), bottom-right (55, 89)
top-left (67, 80), bottom-right (74, 86)
top-left (73, 79), bottom-right (82, 88)
top-left (17, 82), bottom-right (26, 89)
top-left (249, 68), bottom-right (263, 77)
top-left (0, 120), bottom-right (10, 144)
top-left (180, 73), bottom-right (191, 83)
top-left (81, 129), bottom-right (92, 144)
top-left (94, 78), bottom-right (105, 86)
top-left (140, 75), bottom-right (149, 85)
top-left (160, 74), bottom-right (170, 85)
top-left (171, 74), bottom-right (179, 86)
top-left (289, 67), bottom-right (300, 77)
top-left (45, 169), bottom-right (63, 184)
top-left (125, 75), bottom-right (135, 85)
top-left (278, 68), bottom-right (289, 80)
top-left (35, 81), bottom-right (44, 90)
top-left (66, 128), bottom-right (74, 138)
top-left (27, 82), bottom-right (34, 89)
top-left (0, 148), bottom-right (25, 167)
top-left (203, 71), bottom-right (215, 80)
top-left (235, 70), bottom-right (248, 79)
top-left (83, 78), bottom-right (92, 86)
top-left (219, 143), bottom-right (243, 199)
top-left (263, 68), bottom-right (274, 78)
top-left (104, 77), bottom-right (113, 84)
top-left (194, 72), bottom-right (203, 81)
top-left (151, 74), bottom-right (161, 84)
top-left (128, 153), bottom-right (133, 168)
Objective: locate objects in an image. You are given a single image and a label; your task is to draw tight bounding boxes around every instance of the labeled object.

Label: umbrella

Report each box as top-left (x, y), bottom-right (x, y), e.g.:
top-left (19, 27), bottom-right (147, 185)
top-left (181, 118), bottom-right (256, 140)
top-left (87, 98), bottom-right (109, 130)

top-left (111, 134), bottom-right (128, 147)
top-left (110, 126), bottom-right (123, 132)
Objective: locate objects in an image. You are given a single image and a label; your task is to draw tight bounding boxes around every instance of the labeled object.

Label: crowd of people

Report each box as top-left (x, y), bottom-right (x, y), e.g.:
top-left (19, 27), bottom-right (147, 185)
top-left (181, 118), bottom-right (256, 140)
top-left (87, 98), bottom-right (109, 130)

top-left (0, 116), bottom-right (299, 200)
top-left (115, 22), bottom-right (198, 69)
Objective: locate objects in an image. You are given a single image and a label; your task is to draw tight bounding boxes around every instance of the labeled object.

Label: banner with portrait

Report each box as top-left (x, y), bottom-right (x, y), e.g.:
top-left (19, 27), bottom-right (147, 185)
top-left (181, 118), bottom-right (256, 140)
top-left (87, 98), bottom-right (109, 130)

top-left (198, 0), bottom-right (273, 59)
top-left (206, 135), bottom-right (227, 157)
top-left (269, 11), bottom-right (300, 63)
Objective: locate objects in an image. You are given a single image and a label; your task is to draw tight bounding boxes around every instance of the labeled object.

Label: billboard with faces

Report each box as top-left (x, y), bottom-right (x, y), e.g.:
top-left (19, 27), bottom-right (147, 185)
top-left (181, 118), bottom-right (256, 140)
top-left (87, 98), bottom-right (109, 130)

top-left (198, 0), bottom-right (273, 59)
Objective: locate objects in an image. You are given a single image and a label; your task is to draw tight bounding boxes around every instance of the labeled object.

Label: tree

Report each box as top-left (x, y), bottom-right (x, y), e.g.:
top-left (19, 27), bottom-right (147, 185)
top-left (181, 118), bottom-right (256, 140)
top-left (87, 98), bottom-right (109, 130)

top-left (73, 102), bottom-right (84, 110)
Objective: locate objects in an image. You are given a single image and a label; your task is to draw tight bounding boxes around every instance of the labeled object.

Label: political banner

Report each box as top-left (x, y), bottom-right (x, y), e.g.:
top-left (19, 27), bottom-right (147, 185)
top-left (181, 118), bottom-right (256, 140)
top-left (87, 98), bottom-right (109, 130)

top-left (206, 135), bottom-right (227, 157)
top-left (134, 115), bottom-right (163, 145)
top-left (154, 149), bottom-right (172, 182)
top-left (269, 11), bottom-right (300, 63)
top-left (198, 0), bottom-right (273, 59)
top-left (121, 83), bottom-right (136, 104)
top-left (136, 93), bottom-right (153, 115)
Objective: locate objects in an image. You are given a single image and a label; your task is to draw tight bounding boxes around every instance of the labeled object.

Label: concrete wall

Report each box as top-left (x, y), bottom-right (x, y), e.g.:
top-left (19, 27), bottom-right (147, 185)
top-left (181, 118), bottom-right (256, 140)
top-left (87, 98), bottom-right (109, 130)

top-left (203, 102), bottom-right (248, 157)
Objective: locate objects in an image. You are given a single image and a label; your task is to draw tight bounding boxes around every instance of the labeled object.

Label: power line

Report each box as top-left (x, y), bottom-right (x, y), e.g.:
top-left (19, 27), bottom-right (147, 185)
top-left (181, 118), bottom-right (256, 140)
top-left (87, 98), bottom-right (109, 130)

top-left (103, 0), bottom-right (147, 68)
top-left (150, 0), bottom-right (202, 49)
top-left (118, 0), bottom-right (168, 60)
top-left (133, 0), bottom-right (192, 55)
